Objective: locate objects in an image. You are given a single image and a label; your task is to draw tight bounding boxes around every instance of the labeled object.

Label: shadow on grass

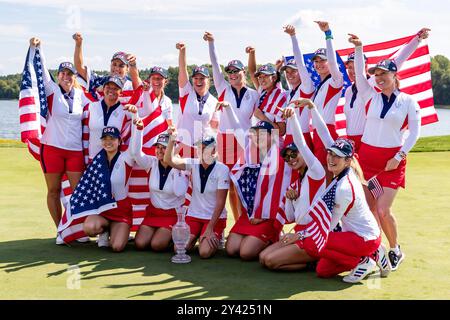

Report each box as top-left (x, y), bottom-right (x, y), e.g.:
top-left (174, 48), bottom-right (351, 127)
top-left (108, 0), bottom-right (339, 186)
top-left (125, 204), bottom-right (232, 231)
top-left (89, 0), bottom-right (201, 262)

top-left (0, 238), bottom-right (353, 299)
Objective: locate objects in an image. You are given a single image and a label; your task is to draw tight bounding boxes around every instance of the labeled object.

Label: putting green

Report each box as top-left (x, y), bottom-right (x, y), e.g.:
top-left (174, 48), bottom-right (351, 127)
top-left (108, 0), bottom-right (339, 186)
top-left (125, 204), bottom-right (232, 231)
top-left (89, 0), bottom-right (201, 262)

top-left (0, 148), bottom-right (449, 299)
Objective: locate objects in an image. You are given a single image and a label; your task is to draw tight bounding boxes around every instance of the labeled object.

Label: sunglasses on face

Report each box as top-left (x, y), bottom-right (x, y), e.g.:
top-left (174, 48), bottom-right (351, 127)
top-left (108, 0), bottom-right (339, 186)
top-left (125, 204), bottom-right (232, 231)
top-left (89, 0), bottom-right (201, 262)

top-left (226, 69), bottom-right (241, 74)
top-left (283, 151), bottom-right (298, 161)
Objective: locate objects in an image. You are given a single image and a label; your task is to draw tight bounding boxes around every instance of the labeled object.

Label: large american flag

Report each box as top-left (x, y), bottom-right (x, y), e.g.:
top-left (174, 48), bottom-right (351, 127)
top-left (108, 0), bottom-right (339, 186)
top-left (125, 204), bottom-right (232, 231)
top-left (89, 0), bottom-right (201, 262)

top-left (288, 34), bottom-right (438, 135)
top-left (18, 46), bottom-right (73, 209)
top-left (58, 150), bottom-right (117, 242)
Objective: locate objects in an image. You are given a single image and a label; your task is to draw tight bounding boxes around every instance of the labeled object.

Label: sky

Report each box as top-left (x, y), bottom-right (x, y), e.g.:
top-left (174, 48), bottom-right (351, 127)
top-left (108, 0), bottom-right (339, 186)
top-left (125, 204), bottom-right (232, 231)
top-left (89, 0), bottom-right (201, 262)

top-left (0, 0), bottom-right (449, 75)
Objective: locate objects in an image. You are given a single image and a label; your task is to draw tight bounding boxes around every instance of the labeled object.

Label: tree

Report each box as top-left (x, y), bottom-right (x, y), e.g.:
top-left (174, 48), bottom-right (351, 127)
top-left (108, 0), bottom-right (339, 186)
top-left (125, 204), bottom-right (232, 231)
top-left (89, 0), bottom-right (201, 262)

top-left (430, 55), bottom-right (450, 105)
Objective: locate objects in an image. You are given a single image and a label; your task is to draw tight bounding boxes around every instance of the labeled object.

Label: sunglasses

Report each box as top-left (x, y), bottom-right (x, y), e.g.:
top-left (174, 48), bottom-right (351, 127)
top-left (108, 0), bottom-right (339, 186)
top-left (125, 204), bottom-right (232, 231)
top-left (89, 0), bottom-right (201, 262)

top-left (226, 69), bottom-right (241, 74)
top-left (283, 151), bottom-right (298, 161)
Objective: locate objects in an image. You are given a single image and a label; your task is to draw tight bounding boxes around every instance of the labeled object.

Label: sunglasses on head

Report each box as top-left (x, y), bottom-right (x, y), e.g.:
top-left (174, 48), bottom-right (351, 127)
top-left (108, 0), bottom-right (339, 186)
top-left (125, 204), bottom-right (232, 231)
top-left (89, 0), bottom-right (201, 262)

top-left (283, 151), bottom-right (298, 161)
top-left (226, 69), bottom-right (241, 74)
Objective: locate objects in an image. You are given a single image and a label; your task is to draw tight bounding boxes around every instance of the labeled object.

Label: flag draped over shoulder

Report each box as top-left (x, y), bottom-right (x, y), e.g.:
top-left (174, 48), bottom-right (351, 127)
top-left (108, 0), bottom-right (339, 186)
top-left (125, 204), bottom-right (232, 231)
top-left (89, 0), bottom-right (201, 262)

top-left (230, 144), bottom-right (294, 220)
top-left (287, 34), bottom-right (438, 136)
top-left (58, 150), bottom-right (117, 242)
top-left (18, 46), bottom-right (73, 206)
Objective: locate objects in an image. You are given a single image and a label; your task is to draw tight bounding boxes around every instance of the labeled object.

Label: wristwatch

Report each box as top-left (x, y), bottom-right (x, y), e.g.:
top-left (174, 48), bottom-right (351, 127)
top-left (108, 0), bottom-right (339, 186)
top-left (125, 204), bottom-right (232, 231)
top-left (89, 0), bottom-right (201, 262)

top-left (394, 151), bottom-right (407, 162)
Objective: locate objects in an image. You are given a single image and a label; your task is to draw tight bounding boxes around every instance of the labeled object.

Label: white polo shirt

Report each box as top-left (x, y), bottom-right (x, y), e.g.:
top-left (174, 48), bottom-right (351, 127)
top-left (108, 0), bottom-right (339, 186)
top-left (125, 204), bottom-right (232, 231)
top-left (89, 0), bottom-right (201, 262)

top-left (107, 150), bottom-right (135, 201)
top-left (177, 82), bottom-right (219, 146)
top-left (185, 159), bottom-right (230, 220)
top-left (41, 82), bottom-right (91, 151)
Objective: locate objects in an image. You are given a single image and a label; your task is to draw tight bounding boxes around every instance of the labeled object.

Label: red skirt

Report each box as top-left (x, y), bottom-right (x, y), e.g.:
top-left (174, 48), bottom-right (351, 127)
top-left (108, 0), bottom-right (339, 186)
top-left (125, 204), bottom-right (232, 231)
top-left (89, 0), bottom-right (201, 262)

top-left (141, 202), bottom-right (178, 230)
top-left (230, 214), bottom-right (282, 244)
top-left (186, 216), bottom-right (227, 240)
top-left (294, 224), bottom-right (320, 259)
top-left (358, 142), bottom-right (407, 189)
top-left (101, 198), bottom-right (133, 226)
top-left (313, 125), bottom-right (339, 166)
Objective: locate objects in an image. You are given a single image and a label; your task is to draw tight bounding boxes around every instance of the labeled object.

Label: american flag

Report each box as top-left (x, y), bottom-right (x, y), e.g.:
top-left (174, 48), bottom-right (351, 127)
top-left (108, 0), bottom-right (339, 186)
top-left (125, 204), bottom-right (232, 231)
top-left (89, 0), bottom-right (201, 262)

top-left (304, 177), bottom-right (338, 253)
top-left (18, 46), bottom-right (73, 209)
top-left (58, 150), bottom-right (117, 242)
top-left (287, 34), bottom-right (438, 136)
top-left (367, 175), bottom-right (384, 199)
top-left (234, 166), bottom-right (261, 217)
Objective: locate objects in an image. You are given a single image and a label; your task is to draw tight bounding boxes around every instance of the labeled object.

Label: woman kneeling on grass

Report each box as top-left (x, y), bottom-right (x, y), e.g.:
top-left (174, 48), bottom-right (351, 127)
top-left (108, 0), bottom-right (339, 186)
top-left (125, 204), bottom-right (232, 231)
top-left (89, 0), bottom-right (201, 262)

top-left (164, 127), bottom-right (229, 259)
top-left (129, 118), bottom-right (189, 252)
top-left (81, 126), bottom-right (136, 252)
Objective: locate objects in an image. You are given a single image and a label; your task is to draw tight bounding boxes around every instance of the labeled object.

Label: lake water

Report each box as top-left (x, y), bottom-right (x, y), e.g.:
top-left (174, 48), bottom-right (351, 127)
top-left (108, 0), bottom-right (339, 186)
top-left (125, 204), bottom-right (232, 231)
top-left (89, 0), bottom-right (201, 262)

top-left (2, 99), bottom-right (450, 140)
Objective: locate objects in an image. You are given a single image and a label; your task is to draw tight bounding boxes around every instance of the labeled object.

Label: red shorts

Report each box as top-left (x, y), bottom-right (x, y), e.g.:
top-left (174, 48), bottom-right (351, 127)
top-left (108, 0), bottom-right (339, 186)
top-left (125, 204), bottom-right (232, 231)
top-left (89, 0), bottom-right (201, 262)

top-left (40, 144), bottom-right (85, 174)
top-left (101, 198), bottom-right (133, 226)
top-left (358, 142), bottom-right (406, 189)
top-left (141, 202), bottom-right (178, 230)
top-left (284, 132), bottom-right (314, 152)
top-left (294, 224), bottom-right (320, 259)
top-left (217, 133), bottom-right (244, 170)
top-left (230, 214), bottom-right (282, 244)
top-left (313, 125), bottom-right (339, 166)
top-left (186, 216), bottom-right (227, 240)
top-left (347, 135), bottom-right (362, 154)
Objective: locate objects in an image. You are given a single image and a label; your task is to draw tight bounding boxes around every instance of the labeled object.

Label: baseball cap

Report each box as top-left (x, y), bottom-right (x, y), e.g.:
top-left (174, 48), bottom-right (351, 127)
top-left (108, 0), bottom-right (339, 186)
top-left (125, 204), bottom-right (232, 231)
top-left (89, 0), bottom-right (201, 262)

top-left (224, 60), bottom-right (244, 73)
top-left (255, 64), bottom-right (277, 77)
top-left (250, 121), bottom-right (274, 133)
top-left (346, 52), bottom-right (368, 64)
top-left (195, 135), bottom-right (216, 147)
top-left (312, 48), bottom-right (327, 61)
top-left (280, 143), bottom-right (299, 158)
top-left (327, 138), bottom-right (355, 158)
top-left (153, 133), bottom-right (170, 147)
top-left (111, 51), bottom-right (128, 65)
top-left (58, 62), bottom-right (77, 75)
top-left (280, 58), bottom-right (298, 72)
top-left (101, 126), bottom-right (121, 139)
top-left (368, 59), bottom-right (398, 75)
top-left (104, 75), bottom-right (125, 89)
top-left (149, 66), bottom-right (169, 79)
top-left (192, 66), bottom-right (210, 77)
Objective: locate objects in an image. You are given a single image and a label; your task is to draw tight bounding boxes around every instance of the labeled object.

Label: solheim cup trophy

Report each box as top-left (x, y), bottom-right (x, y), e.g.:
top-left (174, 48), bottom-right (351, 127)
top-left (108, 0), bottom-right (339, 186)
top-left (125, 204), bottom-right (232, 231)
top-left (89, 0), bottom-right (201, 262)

top-left (171, 206), bottom-right (191, 264)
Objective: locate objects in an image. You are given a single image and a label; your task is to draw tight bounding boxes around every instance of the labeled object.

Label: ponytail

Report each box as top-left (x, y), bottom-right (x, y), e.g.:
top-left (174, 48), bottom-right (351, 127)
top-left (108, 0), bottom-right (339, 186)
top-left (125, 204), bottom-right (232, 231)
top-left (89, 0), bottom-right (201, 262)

top-left (349, 156), bottom-right (366, 185)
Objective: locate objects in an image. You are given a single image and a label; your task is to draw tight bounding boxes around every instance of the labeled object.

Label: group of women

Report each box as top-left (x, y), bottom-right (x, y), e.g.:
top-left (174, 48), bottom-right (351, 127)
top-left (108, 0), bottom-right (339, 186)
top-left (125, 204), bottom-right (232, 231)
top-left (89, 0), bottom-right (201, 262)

top-left (27, 20), bottom-right (430, 283)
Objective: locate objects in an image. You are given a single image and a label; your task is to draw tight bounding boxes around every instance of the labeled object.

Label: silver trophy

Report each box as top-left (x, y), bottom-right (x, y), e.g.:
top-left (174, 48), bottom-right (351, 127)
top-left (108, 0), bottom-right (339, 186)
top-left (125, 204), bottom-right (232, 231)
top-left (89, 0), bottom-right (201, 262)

top-left (171, 206), bottom-right (191, 264)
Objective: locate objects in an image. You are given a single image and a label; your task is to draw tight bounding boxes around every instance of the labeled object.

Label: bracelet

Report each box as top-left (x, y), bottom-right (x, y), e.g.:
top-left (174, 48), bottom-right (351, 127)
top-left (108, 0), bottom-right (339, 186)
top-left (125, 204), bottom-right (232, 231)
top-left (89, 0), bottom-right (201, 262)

top-left (394, 151), bottom-right (407, 161)
top-left (325, 30), bottom-right (333, 39)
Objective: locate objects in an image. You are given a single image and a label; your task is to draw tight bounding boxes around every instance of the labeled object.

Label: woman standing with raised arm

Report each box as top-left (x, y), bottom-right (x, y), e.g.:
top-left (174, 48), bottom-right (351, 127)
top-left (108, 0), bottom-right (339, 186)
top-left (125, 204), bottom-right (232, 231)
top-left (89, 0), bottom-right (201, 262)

top-left (343, 28), bottom-right (430, 152)
top-left (349, 34), bottom-right (422, 271)
top-left (175, 42), bottom-right (219, 158)
top-left (28, 38), bottom-right (91, 244)
top-left (129, 119), bottom-right (189, 252)
top-left (282, 25), bottom-right (316, 149)
top-left (309, 21), bottom-right (344, 168)
top-left (164, 127), bottom-right (229, 259)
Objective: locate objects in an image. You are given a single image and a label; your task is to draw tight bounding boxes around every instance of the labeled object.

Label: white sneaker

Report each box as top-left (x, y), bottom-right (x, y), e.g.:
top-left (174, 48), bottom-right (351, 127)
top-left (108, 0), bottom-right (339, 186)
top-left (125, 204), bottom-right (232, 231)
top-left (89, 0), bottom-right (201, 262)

top-left (374, 243), bottom-right (391, 277)
top-left (76, 236), bottom-right (90, 243)
top-left (97, 232), bottom-right (110, 248)
top-left (343, 257), bottom-right (376, 283)
top-left (56, 233), bottom-right (65, 245)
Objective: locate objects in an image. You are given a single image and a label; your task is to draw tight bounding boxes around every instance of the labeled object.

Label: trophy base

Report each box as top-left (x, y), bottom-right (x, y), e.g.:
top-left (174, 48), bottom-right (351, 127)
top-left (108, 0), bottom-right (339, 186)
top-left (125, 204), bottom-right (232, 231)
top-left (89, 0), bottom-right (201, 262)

top-left (171, 253), bottom-right (191, 264)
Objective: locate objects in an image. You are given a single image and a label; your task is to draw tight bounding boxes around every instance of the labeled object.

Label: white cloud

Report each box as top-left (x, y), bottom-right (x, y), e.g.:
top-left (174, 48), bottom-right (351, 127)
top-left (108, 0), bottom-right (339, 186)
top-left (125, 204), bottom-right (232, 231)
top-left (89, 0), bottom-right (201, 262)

top-left (0, 24), bottom-right (28, 37)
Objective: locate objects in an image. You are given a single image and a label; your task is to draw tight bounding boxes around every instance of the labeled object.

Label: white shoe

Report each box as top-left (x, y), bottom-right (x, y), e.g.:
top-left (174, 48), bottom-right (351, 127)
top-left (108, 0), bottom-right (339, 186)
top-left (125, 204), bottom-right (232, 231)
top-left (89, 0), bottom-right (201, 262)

top-left (97, 232), bottom-right (110, 248)
top-left (374, 243), bottom-right (391, 277)
top-left (76, 236), bottom-right (90, 243)
top-left (343, 257), bottom-right (376, 283)
top-left (56, 233), bottom-right (65, 245)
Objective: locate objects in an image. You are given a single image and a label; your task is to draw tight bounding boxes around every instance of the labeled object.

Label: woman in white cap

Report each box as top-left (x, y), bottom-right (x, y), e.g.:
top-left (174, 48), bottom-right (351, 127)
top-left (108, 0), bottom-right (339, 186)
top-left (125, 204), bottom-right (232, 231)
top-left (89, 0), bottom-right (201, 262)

top-left (81, 126), bottom-right (135, 252)
top-left (202, 31), bottom-right (272, 221)
top-left (72, 32), bottom-right (136, 104)
top-left (288, 99), bottom-right (390, 283)
top-left (129, 119), bottom-right (189, 251)
top-left (175, 42), bottom-right (219, 158)
top-left (343, 28), bottom-right (430, 153)
top-left (349, 34), bottom-right (422, 271)
top-left (281, 25), bottom-right (316, 149)
top-left (164, 127), bottom-right (229, 259)
top-left (28, 37), bottom-right (92, 244)
top-left (308, 21), bottom-right (344, 169)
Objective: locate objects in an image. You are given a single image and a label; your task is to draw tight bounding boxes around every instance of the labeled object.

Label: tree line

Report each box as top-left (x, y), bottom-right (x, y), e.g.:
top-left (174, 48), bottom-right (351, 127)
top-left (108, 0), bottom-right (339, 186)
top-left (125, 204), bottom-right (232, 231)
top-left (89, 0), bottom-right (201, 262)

top-left (1, 55), bottom-right (450, 106)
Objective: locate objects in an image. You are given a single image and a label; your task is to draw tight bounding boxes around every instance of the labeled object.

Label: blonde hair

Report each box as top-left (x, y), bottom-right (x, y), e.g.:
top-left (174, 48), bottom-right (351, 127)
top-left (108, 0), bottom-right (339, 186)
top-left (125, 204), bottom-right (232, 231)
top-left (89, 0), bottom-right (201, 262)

top-left (73, 77), bottom-right (82, 90)
top-left (349, 156), bottom-right (367, 185)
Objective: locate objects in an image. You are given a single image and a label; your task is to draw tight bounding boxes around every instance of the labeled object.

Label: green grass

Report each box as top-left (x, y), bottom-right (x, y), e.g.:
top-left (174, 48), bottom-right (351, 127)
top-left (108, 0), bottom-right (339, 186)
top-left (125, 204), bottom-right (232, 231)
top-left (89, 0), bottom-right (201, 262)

top-left (0, 147), bottom-right (449, 300)
top-left (411, 135), bottom-right (450, 152)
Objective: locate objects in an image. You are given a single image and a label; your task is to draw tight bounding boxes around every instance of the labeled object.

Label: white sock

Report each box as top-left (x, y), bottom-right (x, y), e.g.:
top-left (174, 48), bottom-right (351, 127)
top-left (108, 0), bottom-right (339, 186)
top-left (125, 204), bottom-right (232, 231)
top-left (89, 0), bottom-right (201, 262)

top-left (390, 245), bottom-right (400, 255)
